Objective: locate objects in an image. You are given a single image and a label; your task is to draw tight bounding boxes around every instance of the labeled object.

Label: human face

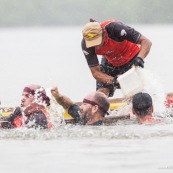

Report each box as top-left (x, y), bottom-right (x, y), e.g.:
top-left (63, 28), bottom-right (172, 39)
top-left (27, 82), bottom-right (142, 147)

top-left (21, 91), bottom-right (40, 115)
top-left (21, 92), bottom-right (35, 108)
top-left (80, 98), bottom-right (99, 122)
top-left (80, 102), bottom-right (93, 122)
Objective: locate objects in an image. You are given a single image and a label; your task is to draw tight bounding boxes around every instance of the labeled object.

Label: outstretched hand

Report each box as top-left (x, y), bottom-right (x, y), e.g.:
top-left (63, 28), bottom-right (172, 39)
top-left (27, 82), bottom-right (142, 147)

top-left (51, 86), bottom-right (74, 110)
top-left (51, 86), bottom-right (61, 98)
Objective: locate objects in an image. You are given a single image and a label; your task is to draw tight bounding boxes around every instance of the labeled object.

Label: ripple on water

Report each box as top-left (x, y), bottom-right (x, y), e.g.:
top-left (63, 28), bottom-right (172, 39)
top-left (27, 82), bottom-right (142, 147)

top-left (0, 119), bottom-right (173, 140)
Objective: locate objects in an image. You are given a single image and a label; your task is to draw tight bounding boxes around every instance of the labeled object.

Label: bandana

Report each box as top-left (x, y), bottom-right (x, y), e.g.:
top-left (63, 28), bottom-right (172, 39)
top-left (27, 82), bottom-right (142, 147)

top-left (23, 87), bottom-right (50, 106)
top-left (23, 87), bottom-right (35, 95)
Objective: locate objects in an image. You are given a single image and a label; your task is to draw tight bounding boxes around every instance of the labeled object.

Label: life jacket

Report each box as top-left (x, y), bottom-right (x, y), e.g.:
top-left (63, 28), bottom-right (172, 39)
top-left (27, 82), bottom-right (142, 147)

top-left (13, 109), bottom-right (52, 129)
top-left (0, 116), bottom-right (23, 129)
top-left (42, 109), bottom-right (53, 129)
top-left (13, 115), bottom-right (23, 128)
top-left (95, 19), bottom-right (140, 67)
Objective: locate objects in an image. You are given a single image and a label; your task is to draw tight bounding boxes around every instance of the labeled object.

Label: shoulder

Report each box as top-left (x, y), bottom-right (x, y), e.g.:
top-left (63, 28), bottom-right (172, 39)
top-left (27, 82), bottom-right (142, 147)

top-left (13, 107), bottom-right (22, 116)
top-left (68, 104), bottom-right (80, 115)
top-left (8, 107), bottom-right (22, 120)
top-left (81, 38), bottom-right (96, 56)
top-left (68, 104), bottom-right (81, 122)
top-left (106, 21), bottom-right (141, 43)
top-left (105, 21), bottom-right (128, 34)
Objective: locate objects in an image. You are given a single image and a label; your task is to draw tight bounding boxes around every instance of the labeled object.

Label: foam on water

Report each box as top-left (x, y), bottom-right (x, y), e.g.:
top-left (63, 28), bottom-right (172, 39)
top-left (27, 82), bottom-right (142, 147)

top-left (45, 88), bottom-right (66, 126)
top-left (1, 121), bottom-right (173, 140)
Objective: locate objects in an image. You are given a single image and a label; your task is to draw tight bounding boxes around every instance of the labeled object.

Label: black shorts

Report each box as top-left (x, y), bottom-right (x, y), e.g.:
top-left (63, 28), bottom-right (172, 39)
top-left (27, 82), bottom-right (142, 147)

top-left (96, 56), bottom-right (135, 97)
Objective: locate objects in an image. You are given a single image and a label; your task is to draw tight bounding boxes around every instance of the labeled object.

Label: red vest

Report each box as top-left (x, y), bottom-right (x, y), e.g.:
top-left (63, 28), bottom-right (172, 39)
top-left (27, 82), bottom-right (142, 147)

top-left (95, 20), bottom-right (140, 67)
top-left (13, 109), bottom-right (52, 129)
top-left (13, 116), bottom-right (23, 128)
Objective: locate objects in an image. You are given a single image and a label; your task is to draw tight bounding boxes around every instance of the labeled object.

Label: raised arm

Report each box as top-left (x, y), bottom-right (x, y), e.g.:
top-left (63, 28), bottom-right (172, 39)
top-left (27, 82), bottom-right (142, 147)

top-left (51, 86), bottom-right (74, 110)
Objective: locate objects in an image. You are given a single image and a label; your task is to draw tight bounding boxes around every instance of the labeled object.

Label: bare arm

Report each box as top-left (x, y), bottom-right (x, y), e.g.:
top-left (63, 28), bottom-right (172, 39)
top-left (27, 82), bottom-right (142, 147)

top-left (90, 65), bottom-right (114, 84)
top-left (51, 87), bottom-right (74, 110)
top-left (137, 34), bottom-right (152, 59)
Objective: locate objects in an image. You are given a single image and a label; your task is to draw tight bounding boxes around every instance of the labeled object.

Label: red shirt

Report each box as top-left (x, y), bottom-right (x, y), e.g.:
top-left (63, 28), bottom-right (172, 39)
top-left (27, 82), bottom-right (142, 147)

top-left (81, 19), bottom-right (141, 67)
top-left (96, 20), bottom-right (140, 66)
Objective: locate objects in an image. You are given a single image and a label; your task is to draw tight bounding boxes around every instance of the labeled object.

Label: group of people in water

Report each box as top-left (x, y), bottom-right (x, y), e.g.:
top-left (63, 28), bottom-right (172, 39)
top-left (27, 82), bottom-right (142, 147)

top-left (0, 83), bottom-right (160, 129)
top-left (0, 18), bottom-right (171, 129)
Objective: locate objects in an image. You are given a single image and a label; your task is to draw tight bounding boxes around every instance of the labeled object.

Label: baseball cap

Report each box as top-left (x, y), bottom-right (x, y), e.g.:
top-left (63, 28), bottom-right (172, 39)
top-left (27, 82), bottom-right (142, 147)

top-left (82, 22), bottom-right (103, 48)
top-left (132, 92), bottom-right (152, 110)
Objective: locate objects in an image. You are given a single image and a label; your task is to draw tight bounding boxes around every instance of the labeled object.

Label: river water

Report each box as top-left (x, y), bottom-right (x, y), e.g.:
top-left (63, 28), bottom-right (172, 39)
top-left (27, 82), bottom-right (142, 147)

top-left (0, 25), bottom-right (173, 172)
top-left (1, 122), bottom-right (173, 173)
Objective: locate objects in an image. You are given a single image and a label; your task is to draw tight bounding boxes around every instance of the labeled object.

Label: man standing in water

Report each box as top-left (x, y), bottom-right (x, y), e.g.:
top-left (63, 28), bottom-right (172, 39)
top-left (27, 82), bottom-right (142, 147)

top-left (81, 19), bottom-right (152, 97)
top-left (0, 84), bottom-right (52, 129)
top-left (51, 86), bottom-right (110, 125)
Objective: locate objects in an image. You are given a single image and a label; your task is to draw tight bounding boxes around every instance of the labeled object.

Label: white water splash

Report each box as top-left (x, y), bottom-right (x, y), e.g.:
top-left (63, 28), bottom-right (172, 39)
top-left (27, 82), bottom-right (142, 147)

top-left (136, 67), bottom-right (166, 116)
top-left (46, 88), bottom-right (65, 126)
top-left (112, 67), bottom-right (167, 118)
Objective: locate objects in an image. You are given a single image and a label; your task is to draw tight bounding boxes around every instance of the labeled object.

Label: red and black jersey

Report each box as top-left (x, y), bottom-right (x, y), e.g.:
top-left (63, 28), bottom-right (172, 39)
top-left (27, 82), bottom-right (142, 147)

top-left (81, 20), bottom-right (141, 67)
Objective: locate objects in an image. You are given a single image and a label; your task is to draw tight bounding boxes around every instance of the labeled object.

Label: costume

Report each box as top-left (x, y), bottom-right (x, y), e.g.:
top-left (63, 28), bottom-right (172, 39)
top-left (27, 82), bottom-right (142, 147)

top-left (1, 107), bottom-right (52, 129)
top-left (81, 20), bottom-right (141, 96)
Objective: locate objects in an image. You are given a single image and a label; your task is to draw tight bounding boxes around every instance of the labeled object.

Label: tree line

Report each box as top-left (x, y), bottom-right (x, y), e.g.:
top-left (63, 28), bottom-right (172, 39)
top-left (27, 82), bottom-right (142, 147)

top-left (0, 0), bottom-right (172, 27)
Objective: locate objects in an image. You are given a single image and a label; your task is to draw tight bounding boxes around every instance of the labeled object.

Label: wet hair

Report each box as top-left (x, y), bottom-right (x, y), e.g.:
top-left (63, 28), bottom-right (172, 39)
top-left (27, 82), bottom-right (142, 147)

top-left (93, 92), bottom-right (110, 117)
top-left (133, 107), bottom-right (153, 117)
top-left (132, 92), bottom-right (153, 117)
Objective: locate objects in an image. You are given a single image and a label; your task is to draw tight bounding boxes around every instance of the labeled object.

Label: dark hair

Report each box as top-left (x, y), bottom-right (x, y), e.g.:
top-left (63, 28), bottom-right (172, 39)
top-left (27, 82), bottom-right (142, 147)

top-left (133, 107), bottom-right (153, 117)
top-left (132, 92), bottom-right (153, 117)
top-left (94, 92), bottom-right (110, 117)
